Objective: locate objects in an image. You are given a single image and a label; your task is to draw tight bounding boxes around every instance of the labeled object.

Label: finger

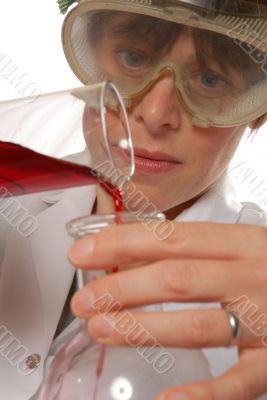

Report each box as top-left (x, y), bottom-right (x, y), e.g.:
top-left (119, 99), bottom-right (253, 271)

top-left (68, 222), bottom-right (267, 269)
top-left (157, 347), bottom-right (267, 400)
top-left (71, 259), bottom-right (260, 317)
top-left (88, 309), bottom-right (232, 348)
top-left (87, 308), bottom-right (257, 348)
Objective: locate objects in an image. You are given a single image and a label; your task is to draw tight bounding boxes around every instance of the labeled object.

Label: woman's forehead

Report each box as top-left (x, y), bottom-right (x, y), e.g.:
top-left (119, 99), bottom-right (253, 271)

top-left (91, 11), bottom-right (228, 51)
top-left (92, 11), bottom-right (180, 37)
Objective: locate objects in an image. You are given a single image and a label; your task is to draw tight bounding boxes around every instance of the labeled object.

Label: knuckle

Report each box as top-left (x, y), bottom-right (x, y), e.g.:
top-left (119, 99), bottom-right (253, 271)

top-left (244, 225), bottom-right (267, 257)
top-left (262, 226), bottom-right (267, 255)
top-left (186, 312), bottom-right (215, 347)
top-left (91, 231), bottom-right (105, 257)
top-left (91, 275), bottom-right (123, 308)
top-left (202, 386), bottom-right (217, 400)
top-left (108, 225), bottom-right (134, 261)
top-left (248, 258), bottom-right (267, 286)
top-left (162, 222), bottom-right (191, 255)
top-left (231, 377), bottom-right (251, 400)
top-left (95, 226), bottom-right (127, 259)
top-left (101, 225), bottom-right (119, 248)
top-left (162, 260), bottom-right (198, 298)
top-left (103, 276), bottom-right (123, 303)
top-left (196, 378), bottom-right (251, 400)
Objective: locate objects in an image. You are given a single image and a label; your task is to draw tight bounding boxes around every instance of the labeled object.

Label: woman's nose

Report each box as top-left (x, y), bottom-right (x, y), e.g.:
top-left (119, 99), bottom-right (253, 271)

top-left (131, 70), bottom-right (183, 135)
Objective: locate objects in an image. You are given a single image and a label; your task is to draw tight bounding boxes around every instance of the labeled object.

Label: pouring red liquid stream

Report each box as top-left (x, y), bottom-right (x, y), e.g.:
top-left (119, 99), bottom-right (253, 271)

top-left (93, 189), bottom-right (122, 400)
top-left (0, 141), bottom-right (123, 399)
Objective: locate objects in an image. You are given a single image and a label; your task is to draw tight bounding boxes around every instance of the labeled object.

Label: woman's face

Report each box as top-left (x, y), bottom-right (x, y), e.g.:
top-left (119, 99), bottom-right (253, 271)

top-left (83, 17), bottom-right (246, 213)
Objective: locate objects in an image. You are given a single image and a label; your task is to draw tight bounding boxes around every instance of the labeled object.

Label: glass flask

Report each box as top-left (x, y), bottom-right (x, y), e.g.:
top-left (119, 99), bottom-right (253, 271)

top-left (38, 212), bottom-right (213, 400)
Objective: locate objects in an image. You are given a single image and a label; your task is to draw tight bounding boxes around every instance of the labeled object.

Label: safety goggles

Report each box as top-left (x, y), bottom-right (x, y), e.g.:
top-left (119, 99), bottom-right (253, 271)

top-left (62, 0), bottom-right (267, 128)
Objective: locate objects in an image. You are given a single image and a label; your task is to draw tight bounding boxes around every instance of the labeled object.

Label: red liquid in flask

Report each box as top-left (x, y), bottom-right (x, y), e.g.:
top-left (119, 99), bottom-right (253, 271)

top-left (0, 141), bottom-right (123, 399)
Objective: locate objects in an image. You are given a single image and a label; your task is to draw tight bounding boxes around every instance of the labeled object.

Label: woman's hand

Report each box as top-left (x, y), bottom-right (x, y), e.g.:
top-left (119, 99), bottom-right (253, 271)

top-left (68, 222), bottom-right (267, 400)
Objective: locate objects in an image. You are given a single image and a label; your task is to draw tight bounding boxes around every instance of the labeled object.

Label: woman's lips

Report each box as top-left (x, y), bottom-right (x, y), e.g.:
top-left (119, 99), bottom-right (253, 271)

top-left (114, 146), bottom-right (182, 175)
top-left (134, 154), bottom-right (181, 174)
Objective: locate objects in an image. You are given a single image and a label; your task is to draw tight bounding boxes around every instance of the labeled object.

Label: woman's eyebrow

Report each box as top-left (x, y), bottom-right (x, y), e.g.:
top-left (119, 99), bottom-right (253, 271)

top-left (109, 18), bottom-right (151, 42)
top-left (109, 23), bottom-right (138, 40)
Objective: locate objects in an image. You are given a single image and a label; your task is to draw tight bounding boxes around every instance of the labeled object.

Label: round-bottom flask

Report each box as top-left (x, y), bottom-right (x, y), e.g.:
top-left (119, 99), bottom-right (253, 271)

top-left (39, 213), bottom-right (212, 400)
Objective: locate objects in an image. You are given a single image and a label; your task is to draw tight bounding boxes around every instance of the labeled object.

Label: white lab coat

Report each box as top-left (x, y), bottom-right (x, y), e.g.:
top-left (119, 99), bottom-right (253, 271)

top-left (1, 149), bottom-right (267, 400)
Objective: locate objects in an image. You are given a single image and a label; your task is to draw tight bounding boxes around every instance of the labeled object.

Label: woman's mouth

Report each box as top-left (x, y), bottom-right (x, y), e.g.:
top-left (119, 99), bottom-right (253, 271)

top-left (115, 146), bottom-right (182, 175)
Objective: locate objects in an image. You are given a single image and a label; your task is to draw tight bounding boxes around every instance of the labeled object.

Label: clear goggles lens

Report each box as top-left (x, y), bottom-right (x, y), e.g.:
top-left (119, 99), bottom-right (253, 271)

top-left (67, 9), bottom-right (267, 127)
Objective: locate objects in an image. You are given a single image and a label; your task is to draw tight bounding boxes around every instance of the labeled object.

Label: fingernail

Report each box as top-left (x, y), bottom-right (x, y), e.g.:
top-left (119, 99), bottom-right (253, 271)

top-left (159, 394), bottom-right (190, 400)
top-left (91, 315), bottom-right (115, 338)
top-left (69, 238), bottom-right (94, 263)
top-left (74, 288), bottom-right (95, 315)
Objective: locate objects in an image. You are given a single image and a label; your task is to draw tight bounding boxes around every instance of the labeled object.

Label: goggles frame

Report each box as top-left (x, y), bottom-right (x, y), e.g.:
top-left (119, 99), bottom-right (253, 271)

top-left (112, 63), bottom-right (267, 128)
top-left (62, 0), bottom-right (267, 127)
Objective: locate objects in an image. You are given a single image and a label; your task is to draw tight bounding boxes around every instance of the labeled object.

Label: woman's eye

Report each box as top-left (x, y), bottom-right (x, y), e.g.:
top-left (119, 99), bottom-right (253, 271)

top-left (117, 50), bottom-right (146, 69)
top-left (185, 68), bottom-right (233, 100)
top-left (200, 71), bottom-right (227, 89)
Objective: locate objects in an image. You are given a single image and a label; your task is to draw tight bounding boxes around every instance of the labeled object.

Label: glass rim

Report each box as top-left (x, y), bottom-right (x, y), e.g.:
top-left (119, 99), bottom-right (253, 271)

top-left (72, 81), bottom-right (135, 182)
top-left (66, 211), bottom-right (166, 239)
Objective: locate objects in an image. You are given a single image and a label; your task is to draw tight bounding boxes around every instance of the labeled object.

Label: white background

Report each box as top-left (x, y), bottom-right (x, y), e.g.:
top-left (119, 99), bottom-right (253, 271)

top-left (0, 0), bottom-right (267, 209)
top-left (0, 0), bottom-right (79, 100)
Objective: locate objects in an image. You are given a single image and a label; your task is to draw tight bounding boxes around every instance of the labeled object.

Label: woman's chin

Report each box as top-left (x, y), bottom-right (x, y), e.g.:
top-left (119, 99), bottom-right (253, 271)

top-left (122, 190), bottom-right (181, 215)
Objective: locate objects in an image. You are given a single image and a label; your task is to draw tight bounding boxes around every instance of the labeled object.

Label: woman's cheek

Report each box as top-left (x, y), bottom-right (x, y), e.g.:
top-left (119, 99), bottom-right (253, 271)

top-left (192, 125), bottom-right (244, 170)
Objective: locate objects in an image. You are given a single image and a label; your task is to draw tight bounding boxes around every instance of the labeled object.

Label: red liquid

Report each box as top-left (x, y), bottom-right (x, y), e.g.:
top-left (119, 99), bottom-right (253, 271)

top-left (93, 189), bottom-right (122, 400)
top-left (0, 141), bottom-right (113, 197)
top-left (0, 141), bottom-right (124, 399)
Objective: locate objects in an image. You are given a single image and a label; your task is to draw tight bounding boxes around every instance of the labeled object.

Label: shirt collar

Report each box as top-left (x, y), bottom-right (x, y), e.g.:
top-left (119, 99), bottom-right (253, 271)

top-left (175, 173), bottom-right (242, 224)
